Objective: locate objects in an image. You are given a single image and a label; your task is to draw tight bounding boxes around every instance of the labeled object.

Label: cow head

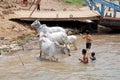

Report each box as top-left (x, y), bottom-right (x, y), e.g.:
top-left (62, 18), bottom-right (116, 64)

top-left (63, 45), bottom-right (71, 56)
top-left (31, 20), bottom-right (41, 29)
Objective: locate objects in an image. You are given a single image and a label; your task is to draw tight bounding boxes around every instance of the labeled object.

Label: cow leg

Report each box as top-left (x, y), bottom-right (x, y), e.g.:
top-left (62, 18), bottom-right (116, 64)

top-left (39, 50), bottom-right (42, 59)
top-left (56, 58), bottom-right (59, 62)
top-left (73, 42), bottom-right (77, 50)
top-left (39, 42), bottom-right (42, 59)
top-left (52, 56), bottom-right (57, 61)
top-left (52, 56), bottom-right (59, 62)
top-left (49, 57), bottom-right (53, 61)
top-left (49, 55), bottom-right (54, 61)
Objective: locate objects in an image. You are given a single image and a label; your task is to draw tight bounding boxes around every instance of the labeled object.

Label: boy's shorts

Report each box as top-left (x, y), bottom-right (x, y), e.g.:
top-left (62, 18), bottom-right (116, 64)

top-left (86, 43), bottom-right (91, 49)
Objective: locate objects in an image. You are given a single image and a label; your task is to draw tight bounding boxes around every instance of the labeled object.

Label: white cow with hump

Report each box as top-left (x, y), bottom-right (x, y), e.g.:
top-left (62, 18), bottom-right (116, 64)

top-left (39, 37), bottom-right (71, 61)
top-left (31, 20), bottom-right (66, 34)
top-left (44, 31), bottom-right (68, 45)
top-left (31, 20), bottom-right (69, 45)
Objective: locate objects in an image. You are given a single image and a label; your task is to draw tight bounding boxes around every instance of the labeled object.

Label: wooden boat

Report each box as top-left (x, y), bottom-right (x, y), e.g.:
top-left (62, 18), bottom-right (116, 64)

top-left (99, 17), bottom-right (120, 30)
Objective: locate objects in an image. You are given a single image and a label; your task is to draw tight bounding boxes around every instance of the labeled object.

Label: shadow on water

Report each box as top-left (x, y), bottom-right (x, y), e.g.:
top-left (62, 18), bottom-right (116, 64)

top-left (108, 29), bottom-right (120, 34)
top-left (36, 56), bottom-right (58, 62)
top-left (36, 56), bottom-right (55, 62)
top-left (97, 25), bottom-right (120, 34)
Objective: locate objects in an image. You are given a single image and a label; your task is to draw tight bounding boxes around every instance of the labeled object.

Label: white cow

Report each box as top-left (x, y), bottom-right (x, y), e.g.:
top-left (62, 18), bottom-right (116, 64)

top-left (44, 32), bottom-right (68, 45)
top-left (67, 35), bottom-right (77, 50)
top-left (31, 20), bottom-right (69, 45)
top-left (39, 37), bottom-right (71, 61)
top-left (31, 20), bottom-right (66, 34)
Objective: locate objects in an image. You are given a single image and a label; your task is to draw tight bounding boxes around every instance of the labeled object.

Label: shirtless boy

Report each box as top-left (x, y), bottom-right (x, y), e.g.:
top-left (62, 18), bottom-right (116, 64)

top-left (80, 30), bottom-right (92, 51)
top-left (79, 49), bottom-right (88, 64)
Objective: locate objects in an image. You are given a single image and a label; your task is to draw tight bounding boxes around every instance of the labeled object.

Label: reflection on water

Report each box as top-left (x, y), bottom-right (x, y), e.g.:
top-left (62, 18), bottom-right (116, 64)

top-left (0, 34), bottom-right (120, 80)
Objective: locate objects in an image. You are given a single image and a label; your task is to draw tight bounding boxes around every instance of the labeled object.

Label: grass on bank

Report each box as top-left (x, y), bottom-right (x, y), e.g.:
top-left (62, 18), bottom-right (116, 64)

top-left (17, 35), bottom-right (34, 51)
top-left (17, 35), bottom-right (33, 46)
top-left (61, 0), bottom-right (86, 6)
top-left (0, 48), bottom-right (9, 55)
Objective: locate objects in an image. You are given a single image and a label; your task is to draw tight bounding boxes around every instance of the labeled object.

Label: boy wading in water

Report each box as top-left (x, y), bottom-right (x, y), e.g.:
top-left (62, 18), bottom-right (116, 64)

top-left (80, 30), bottom-right (92, 52)
top-left (90, 52), bottom-right (96, 61)
top-left (79, 49), bottom-right (88, 64)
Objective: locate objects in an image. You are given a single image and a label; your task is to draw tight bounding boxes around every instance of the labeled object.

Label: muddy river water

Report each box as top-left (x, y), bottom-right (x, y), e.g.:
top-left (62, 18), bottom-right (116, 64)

top-left (0, 34), bottom-right (120, 80)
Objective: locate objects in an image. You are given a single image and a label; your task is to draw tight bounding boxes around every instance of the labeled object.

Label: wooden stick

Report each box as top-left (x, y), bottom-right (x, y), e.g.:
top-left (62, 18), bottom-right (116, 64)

top-left (29, 5), bottom-right (37, 17)
top-left (18, 54), bottom-right (24, 66)
top-left (29, 0), bottom-right (35, 10)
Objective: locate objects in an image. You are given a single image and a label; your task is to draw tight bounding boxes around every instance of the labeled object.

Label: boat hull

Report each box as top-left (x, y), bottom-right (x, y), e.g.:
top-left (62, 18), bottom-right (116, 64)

top-left (99, 17), bottom-right (120, 30)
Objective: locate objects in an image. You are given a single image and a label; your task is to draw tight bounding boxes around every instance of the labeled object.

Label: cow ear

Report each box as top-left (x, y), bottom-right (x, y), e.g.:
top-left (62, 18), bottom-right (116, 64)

top-left (38, 21), bottom-right (41, 25)
top-left (36, 19), bottom-right (41, 25)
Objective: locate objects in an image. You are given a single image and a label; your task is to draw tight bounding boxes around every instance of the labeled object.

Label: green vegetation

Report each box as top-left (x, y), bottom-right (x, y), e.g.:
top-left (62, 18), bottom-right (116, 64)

top-left (17, 35), bottom-right (34, 51)
top-left (0, 48), bottom-right (9, 54)
top-left (61, 0), bottom-right (119, 6)
top-left (61, 0), bottom-right (86, 6)
top-left (17, 35), bottom-right (33, 46)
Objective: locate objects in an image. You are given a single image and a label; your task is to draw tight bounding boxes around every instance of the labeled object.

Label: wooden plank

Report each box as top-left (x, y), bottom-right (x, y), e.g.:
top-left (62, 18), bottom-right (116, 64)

top-left (11, 16), bottom-right (100, 21)
top-left (11, 10), bottom-right (100, 21)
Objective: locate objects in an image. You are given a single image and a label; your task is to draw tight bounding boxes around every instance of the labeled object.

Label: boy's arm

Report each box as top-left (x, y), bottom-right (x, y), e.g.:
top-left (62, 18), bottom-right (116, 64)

top-left (89, 56), bottom-right (92, 59)
top-left (79, 58), bottom-right (86, 63)
top-left (79, 58), bottom-right (83, 62)
top-left (82, 57), bottom-right (88, 63)
top-left (80, 33), bottom-right (85, 39)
